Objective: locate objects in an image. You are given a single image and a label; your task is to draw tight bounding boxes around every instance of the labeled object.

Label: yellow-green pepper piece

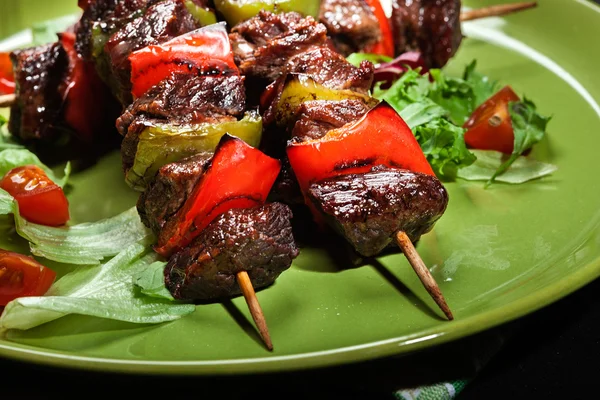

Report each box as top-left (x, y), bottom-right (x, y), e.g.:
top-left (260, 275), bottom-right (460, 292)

top-left (272, 74), bottom-right (379, 127)
top-left (126, 111), bottom-right (263, 191)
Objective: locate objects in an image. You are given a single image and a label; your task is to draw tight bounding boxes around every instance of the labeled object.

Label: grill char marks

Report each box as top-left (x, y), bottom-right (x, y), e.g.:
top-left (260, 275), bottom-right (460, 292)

top-left (9, 43), bottom-right (69, 141)
top-left (104, 0), bottom-right (200, 104)
top-left (229, 11), bottom-right (329, 83)
top-left (283, 46), bottom-right (374, 94)
top-left (118, 73), bottom-right (246, 173)
top-left (137, 153), bottom-right (211, 234)
top-left (318, 0), bottom-right (382, 56)
top-left (291, 99), bottom-right (371, 142)
top-left (308, 167), bottom-right (448, 257)
top-left (391, 0), bottom-right (462, 68)
top-left (165, 203), bottom-right (299, 301)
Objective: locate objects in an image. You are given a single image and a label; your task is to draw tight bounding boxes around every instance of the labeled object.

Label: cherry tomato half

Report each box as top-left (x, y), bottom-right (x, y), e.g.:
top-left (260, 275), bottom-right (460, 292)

top-left (0, 165), bottom-right (70, 226)
top-left (0, 52), bottom-right (15, 95)
top-left (463, 86), bottom-right (521, 155)
top-left (0, 249), bottom-right (56, 306)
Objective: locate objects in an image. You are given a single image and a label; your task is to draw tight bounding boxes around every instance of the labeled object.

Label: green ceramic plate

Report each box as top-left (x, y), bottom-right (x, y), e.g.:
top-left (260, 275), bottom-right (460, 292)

top-left (0, 0), bottom-right (599, 375)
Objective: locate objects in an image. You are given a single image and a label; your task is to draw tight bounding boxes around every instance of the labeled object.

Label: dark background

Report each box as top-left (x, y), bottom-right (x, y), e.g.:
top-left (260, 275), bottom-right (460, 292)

top-left (2, 1), bottom-right (600, 398)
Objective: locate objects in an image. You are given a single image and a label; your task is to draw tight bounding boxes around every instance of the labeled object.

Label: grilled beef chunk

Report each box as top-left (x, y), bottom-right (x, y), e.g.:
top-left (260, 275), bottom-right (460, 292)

top-left (319, 0), bottom-right (381, 56)
top-left (76, 0), bottom-right (157, 59)
top-left (229, 11), bottom-right (328, 82)
top-left (283, 46), bottom-right (374, 94)
top-left (9, 43), bottom-right (69, 141)
top-left (118, 73), bottom-right (245, 172)
top-left (391, 0), bottom-right (462, 68)
top-left (291, 99), bottom-right (371, 141)
top-left (137, 153), bottom-right (211, 233)
top-left (165, 203), bottom-right (298, 301)
top-left (104, 0), bottom-right (200, 104)
top-left (308, 167), bottom-right (448, 257)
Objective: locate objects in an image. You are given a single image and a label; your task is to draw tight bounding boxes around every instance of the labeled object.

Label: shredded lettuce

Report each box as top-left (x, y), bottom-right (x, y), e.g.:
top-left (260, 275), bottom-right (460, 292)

top-left (457, 150), bottom-right (557, 184)
top-left (0, 241), bottom-right (196, 331)
top-left (134, 261), bottom-right (174, 300)
top-left (15, 205), bottom-right (153, 265)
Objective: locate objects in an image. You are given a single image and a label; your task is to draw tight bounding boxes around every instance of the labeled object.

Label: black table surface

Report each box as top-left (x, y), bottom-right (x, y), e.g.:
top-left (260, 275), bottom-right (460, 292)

top-left (3, 1), bottom-right (600, 398)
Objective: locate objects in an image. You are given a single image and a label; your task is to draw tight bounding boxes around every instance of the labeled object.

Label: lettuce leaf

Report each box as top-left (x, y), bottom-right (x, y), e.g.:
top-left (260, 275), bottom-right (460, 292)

top-left (486, 99), bottom-right (552, 186)
top-left (463, 60), bottom-right (498, 108)
top-left (30, 14), bottom-right (80, 46)
top-left (457, 150), bottom-right (557, 184)
top-left (413, 119), bottom-right (477, 180)
top-left (15, 205), bottom-right (153, 265)
top-left (134, 261), bottom-right (174, 300)
top-left (0, 241), bottom-right (196, 331)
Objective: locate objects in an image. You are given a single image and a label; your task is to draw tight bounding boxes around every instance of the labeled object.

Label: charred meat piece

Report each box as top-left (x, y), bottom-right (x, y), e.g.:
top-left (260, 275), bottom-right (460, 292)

top-left (391, 0), bottom-right (462, 68)
top-left (319, 0), bottom-right (381, 56)
top-left (284, 46), bottom-right (374, 94)
top-left (229, 11), bottom-right (328, 82)
top-left (308, 167), bottom-right (448, 257)
top-left (165, 203), bottom-right (298, 301)
top-left (118, 73), bottom-right (245, 172)
top-left (8, 43), bottom-right (69, 141)
top-left (76, 0), bottom-right (157, 59)
top-left (291, 99), bottom-right (371, 142)
top-left (104, 0), bottom-right (200, 103)
top-left (137, 153), bottom-right (211, 233)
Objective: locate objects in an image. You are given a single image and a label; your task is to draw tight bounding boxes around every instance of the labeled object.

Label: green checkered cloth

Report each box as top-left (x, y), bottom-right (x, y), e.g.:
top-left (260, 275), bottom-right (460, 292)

top-left (395, 380), bottom-right (469, 400)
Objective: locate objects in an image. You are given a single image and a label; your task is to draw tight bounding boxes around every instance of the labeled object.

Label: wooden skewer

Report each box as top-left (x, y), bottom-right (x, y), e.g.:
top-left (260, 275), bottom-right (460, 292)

top-left (236, 270), bottom-right (274, 351)
top-left (395, 231), bottom-right (453, 321)
top-left (460, 1), bottom-right (537, 22)
top-left (0, 94), bottom-right (15, 108)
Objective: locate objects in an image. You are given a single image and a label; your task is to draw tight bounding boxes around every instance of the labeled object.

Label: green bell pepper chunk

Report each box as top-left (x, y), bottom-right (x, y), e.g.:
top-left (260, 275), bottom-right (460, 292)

top-left (126, 111), bottom-right (263, 191)
top-left (272, 74), bottom-right (379, 127)
top-left (214, 0), bottom-right (320, 27)
top-left (184, 0), bottom-right (218, 26)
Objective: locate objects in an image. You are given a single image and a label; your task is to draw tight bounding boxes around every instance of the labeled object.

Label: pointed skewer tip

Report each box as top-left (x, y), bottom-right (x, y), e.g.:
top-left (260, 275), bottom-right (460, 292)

top-left (460, 1), bottom-right (538, 22)
top-left (395, 231), bottom-right (454, 321)
top-left (236, 270), bottom-right (274, 351)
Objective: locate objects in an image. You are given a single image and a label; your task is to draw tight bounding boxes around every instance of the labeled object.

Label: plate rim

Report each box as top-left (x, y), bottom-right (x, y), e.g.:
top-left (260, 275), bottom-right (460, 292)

top-left (1, 0), bottom-right (600, 375)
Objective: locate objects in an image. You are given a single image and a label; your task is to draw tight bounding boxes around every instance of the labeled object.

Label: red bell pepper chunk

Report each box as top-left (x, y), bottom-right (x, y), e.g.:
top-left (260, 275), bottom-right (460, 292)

top-left (363, 0), bottom-right (395, 57)
top-left (0, 52), bottom-right (15, 95)
top-left (463, 86), bottom-right (520, 155)
top-left (129, 23), bottom-right (238, 98)
top-left (155, 135), bottom-right (281, 256)
top-left (287, 102), bottom-right (434, 199)
top-left (59, 32), bottom-right (117, 144)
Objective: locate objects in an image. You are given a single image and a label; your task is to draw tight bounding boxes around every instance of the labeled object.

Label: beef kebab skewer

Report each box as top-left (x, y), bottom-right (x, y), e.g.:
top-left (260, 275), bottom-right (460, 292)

top-left (0, 1), bottom-right (538, 109)
top-left (229, 11), bottom-right (453, 318)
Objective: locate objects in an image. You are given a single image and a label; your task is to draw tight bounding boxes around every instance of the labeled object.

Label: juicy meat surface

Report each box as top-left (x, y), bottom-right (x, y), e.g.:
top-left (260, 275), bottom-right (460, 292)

top-left (118, 73), bottom-right (245, 172)
top-left (8, 43), bottom-right (69, 141)
top-left (391, 0), bottom-right (462, 68)
top-left (164, 203), bottom-right (299, 301)
top-left (308, 167), bottom-right (448, 257)
top-left (319, 0), bottom-right (381, 56)
top-left (75, 0), bottom-right (158, 59)
top-left (291, 99), bottom-right (371, 141)
top-left (229, 11), bottom-right (328, 82)
top-left (137, 153), bottom-right (211, 234)
top-left (104, 0), bottom-right (200, 103)
top-left (284, 46), bottom-right (374, 94)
